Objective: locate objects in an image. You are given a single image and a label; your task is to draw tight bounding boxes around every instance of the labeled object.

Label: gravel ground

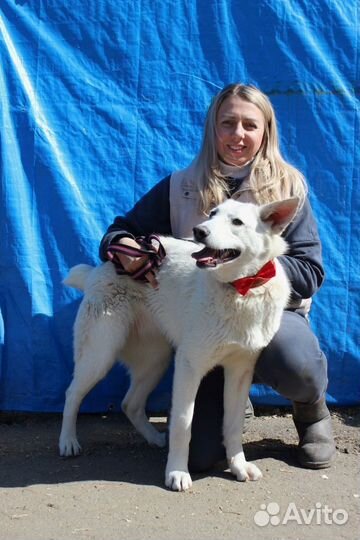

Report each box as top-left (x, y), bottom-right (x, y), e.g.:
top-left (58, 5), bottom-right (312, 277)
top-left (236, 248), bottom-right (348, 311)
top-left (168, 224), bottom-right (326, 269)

top-left (0, 408), bottom-right (359, 540)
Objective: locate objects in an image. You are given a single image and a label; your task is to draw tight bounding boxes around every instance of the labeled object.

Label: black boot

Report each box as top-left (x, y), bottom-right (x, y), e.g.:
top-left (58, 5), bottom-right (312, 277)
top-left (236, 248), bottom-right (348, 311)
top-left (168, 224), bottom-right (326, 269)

top-left (293, 397), bottom-right (336, 469)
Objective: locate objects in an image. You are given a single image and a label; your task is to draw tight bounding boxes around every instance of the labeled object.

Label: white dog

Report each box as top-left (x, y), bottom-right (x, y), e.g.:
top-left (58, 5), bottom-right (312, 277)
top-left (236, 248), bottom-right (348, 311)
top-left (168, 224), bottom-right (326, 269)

top-left (59, 197), bottom-right (298, 491)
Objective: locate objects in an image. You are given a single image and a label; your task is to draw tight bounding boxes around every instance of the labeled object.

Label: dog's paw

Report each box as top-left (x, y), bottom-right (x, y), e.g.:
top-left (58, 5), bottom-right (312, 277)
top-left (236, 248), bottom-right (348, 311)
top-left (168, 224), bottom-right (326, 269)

top-left (165, 470), bottom-right (192, 491)
top-left (230, 460), bottom-right (262, 482)
top-left (59, 437), bottom-right (82, 457)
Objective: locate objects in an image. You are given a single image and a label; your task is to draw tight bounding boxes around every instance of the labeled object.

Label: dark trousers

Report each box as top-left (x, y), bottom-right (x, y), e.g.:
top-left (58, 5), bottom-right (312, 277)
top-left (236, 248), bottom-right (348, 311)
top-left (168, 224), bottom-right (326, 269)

top-left (188, 310), bottom-right (328, 472)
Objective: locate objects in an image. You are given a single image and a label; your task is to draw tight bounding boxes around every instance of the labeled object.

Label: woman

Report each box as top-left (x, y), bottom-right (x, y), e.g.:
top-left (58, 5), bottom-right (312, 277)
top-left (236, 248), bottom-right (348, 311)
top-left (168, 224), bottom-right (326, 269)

top-left (99, 83), bottom-right (336, 471)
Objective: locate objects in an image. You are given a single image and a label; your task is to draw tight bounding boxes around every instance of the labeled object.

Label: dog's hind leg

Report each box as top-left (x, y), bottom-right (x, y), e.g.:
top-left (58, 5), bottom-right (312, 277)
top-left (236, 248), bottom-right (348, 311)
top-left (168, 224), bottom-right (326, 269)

top-left (121, 325), bottom-right (172, 448)
top-left (223, 355), bottom-right (262, 482)
top-left (59, 313), bottom-right (129, 457)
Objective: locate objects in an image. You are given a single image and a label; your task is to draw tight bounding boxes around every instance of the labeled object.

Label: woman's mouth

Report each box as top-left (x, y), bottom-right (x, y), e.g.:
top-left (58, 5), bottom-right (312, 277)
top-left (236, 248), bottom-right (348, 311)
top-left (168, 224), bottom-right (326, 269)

top-left (228, 144), bottom-right (246, 153)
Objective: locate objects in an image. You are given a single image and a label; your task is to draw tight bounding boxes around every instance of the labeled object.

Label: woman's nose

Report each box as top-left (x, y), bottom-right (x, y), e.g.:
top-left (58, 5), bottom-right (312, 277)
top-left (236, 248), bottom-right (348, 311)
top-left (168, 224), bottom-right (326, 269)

top-left (233, 122), bottom-right (245, 138)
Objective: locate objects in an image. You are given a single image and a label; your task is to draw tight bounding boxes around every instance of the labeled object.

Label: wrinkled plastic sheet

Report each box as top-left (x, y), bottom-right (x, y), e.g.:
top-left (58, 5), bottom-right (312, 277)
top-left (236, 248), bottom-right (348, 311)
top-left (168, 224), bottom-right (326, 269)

top-left (0, 0), bottom-right (359, 412)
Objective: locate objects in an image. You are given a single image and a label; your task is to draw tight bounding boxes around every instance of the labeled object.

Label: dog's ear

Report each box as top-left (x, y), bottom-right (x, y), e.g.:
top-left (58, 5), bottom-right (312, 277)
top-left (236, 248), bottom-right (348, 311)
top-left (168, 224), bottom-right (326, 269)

top-left (260, 197), bottom-right (300, 234)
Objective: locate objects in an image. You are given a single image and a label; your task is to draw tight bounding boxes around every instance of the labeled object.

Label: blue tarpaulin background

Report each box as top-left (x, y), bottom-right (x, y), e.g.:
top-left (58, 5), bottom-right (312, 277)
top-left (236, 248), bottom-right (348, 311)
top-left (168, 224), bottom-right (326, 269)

top-left (0, 0), bottom-right (359, 413)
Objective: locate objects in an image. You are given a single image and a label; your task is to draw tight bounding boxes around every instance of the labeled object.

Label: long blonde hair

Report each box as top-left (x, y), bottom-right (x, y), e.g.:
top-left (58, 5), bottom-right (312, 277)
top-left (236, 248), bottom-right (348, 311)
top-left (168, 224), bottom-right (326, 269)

top-left (194, 83), bottom-right (307, 214)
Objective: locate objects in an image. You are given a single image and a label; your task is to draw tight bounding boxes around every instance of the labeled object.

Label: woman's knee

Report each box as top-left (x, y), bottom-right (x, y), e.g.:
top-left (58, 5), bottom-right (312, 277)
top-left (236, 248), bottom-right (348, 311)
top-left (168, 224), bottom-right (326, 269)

top-left (255, 312), bottom-right (328, 403)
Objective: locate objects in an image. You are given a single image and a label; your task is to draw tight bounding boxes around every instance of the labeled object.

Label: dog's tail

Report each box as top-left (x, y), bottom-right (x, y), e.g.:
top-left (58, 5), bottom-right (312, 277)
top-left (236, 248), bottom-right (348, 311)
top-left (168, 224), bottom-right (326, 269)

top-left (63, 264), bottom-right (94, 291)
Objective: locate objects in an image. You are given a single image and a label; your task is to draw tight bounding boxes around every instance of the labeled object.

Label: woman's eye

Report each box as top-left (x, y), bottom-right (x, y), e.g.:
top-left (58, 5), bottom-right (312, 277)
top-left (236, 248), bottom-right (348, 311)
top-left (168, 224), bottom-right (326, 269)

top-left (232, 218), bottom-right (243, 226)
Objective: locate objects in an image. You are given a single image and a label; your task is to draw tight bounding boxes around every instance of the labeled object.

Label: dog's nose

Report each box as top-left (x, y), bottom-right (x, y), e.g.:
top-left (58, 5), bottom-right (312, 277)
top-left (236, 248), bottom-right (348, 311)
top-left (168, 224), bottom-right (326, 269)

top-left (193, 225), bottom-right (210, 242)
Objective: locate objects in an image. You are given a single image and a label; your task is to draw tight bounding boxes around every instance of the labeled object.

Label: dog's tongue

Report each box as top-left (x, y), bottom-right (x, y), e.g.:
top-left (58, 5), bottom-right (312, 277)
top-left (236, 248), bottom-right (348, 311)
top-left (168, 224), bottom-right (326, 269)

top-left (191, 247), bottom-right (217, 267)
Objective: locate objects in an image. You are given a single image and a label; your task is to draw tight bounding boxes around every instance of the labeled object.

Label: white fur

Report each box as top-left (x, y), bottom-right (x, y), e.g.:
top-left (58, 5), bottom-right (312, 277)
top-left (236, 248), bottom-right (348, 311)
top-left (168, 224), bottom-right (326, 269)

top-left (59, 198), bottom-right (298, 491)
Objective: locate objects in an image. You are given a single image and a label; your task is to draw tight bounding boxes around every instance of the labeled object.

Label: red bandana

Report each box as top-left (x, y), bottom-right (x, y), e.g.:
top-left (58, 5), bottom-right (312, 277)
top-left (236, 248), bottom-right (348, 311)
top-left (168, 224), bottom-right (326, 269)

top-left (231, 260), bottom-right (276, 296)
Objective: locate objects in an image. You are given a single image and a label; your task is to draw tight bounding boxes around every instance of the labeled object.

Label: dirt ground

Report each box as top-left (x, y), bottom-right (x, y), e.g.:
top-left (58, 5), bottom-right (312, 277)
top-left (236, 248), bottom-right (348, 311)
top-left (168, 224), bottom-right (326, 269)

top-left (0, 407), bottom-right (359, 540)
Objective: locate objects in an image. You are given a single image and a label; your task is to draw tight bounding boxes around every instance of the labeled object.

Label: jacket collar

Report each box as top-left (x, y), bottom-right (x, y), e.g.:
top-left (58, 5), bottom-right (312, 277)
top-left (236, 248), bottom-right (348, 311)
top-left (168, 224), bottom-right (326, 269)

top-left (218, 160), bottom-right (253, 180)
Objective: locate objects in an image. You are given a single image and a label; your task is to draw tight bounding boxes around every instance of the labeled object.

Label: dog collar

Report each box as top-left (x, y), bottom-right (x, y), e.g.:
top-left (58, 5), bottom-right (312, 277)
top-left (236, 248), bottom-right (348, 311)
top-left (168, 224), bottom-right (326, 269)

top-left (231, 260), bottom-right (276, 296)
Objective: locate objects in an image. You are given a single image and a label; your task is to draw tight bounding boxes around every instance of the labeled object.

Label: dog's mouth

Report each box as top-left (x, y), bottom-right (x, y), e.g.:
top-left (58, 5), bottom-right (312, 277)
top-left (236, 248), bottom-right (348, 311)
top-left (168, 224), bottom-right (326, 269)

top-left (191, 247), bottom-right (241, 268)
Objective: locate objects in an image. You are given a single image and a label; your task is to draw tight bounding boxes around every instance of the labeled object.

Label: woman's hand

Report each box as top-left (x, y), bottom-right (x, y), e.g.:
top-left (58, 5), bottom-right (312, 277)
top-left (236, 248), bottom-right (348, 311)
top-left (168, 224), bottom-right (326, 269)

top-left (113, 237), bottom-right (159, 289)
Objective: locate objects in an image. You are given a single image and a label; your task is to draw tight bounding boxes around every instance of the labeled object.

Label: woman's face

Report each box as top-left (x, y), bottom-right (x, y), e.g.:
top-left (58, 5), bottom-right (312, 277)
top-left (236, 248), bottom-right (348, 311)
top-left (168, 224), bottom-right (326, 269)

top-left (215, 95), bottom-right (265, 167)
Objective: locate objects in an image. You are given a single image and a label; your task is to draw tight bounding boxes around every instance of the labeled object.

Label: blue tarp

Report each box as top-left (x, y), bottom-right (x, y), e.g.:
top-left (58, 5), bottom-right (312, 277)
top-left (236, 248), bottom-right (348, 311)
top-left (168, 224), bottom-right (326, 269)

top-left (0, 0), bottom-right (359, 412)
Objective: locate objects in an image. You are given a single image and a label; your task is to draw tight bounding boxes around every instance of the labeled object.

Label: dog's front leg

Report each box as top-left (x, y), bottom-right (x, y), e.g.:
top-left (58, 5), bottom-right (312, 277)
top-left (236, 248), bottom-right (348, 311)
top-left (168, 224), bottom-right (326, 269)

top-left (165, 353), bottom-right (203, 492)
top-left (223, 356), bottom-right (262, 482)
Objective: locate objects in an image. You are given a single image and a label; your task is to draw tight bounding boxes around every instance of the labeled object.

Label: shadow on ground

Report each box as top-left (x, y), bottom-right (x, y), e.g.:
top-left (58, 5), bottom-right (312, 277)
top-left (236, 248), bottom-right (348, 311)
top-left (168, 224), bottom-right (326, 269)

top-left (0, 412), bottom-right (303, 489)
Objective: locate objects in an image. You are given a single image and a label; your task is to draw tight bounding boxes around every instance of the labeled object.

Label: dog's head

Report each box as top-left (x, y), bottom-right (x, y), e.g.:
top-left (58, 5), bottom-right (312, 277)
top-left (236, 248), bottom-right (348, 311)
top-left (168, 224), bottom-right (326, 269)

top-left (192, 197), bottom-right (299, 283)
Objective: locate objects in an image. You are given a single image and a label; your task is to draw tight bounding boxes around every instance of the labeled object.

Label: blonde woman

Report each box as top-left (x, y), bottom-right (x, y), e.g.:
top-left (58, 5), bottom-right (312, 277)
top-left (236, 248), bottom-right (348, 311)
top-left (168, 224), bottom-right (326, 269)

top-left (100, 84), bottom-right (335, 471)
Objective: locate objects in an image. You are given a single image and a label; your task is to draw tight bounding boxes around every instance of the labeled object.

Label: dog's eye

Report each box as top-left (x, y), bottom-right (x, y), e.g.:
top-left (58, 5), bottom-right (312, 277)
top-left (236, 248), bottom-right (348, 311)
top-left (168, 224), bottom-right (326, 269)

top-left (232, 218), bottom-right (243, 226)
top-left (209, 210), bottom-right (218, 219)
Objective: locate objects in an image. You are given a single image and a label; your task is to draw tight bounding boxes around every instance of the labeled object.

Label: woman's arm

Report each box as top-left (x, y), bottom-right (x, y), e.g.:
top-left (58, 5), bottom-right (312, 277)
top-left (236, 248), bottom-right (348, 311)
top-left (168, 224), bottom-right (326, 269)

top-left (279, 198), bottom-right (325, 301)
top-left (99, 175), bottom-right (172, 261)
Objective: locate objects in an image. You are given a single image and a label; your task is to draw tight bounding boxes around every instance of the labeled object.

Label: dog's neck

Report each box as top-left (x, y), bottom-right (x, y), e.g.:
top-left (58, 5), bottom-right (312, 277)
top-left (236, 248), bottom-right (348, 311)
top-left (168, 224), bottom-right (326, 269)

top-left (230, 260), bottom-right (276, 296)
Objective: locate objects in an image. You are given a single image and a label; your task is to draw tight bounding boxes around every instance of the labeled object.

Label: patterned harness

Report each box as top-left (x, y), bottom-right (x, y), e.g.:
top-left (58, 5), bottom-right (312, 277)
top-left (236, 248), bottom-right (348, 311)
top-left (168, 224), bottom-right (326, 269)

top-left (106, 234), bottom-right (166, 282)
